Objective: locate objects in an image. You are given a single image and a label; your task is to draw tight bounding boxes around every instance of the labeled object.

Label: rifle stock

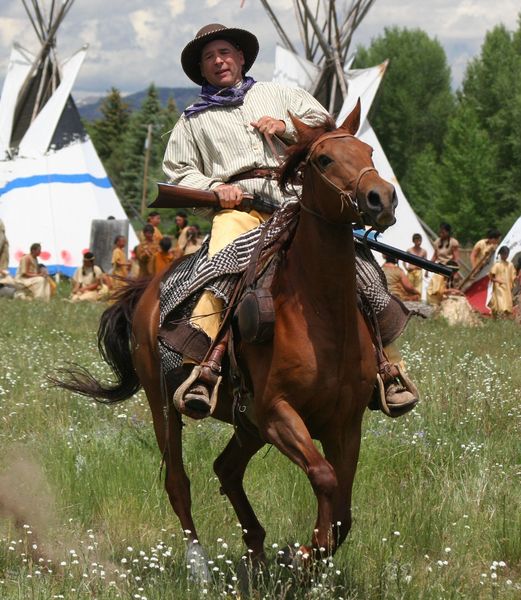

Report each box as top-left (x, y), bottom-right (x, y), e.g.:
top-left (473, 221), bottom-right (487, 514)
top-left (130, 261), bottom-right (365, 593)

top-left (149, 182), bottom-right (255, 211)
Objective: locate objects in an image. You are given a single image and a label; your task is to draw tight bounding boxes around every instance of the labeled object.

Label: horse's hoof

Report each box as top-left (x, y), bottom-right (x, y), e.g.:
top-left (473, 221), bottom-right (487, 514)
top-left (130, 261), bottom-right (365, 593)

top-left (186, 540), bottom-right (211, 583)
top-left (236, 553), bottom-right (267, 595)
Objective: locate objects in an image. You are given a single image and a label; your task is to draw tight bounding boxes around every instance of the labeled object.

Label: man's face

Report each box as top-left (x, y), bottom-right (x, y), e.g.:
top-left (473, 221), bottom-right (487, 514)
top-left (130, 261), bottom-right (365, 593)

top-left (149, 215), bottom-right (161, 227)
top-left (144, 230), bottom-right (154, 242)
top-left (175, 216), bottom-right (186, 228)
top-left (200, 39), bottom-right (245, 88)
top-left (117, 237), bottom-right (126, 249)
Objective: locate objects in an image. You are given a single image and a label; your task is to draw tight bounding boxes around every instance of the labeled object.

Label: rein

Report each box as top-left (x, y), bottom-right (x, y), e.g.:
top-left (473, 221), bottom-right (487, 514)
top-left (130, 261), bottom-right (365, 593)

top-left (298, 130), bottom-right (377, 227)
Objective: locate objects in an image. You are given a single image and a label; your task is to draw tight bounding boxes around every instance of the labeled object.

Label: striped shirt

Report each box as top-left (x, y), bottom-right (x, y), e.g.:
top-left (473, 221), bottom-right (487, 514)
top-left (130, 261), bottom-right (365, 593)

top-left (162, 82), bottom-right (329, 207)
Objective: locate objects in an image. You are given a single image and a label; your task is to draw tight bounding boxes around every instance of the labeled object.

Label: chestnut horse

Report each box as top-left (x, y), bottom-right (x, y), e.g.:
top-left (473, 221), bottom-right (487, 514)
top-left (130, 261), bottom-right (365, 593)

top-left (57, 101), bottom-right (397, 570)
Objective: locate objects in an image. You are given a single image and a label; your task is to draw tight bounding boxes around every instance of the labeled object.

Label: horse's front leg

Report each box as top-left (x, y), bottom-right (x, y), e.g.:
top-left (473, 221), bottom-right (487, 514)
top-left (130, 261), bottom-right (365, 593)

top-left (213, 432), bottom-right (266, 562)
top-left (321, 420), bottom-right (364, 552)
top-left (258, 399), bottom-right (338, 557)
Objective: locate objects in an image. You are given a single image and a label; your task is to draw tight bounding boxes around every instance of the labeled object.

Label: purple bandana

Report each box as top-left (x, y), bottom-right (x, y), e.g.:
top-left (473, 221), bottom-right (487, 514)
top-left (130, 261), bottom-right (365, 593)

top-left (183, 76), bottom-right (256, 118)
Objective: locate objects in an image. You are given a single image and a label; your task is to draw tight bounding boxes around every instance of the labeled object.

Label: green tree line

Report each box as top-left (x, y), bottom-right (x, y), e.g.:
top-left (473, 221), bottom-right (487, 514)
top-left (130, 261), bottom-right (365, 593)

top-left (355, 18), bottom-right (521, 244)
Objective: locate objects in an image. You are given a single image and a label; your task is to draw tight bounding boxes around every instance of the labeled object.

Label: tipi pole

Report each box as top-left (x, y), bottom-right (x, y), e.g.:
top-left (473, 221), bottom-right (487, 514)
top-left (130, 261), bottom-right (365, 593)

top-left (140, 124), bottom-right (153, 218)
top-left (259, 0), bottom-right (296, 52)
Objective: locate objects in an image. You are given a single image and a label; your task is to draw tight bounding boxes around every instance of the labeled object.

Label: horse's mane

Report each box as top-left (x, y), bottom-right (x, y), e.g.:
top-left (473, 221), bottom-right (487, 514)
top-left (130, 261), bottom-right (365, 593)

top-left (279, 116), bottom-right (337, 194)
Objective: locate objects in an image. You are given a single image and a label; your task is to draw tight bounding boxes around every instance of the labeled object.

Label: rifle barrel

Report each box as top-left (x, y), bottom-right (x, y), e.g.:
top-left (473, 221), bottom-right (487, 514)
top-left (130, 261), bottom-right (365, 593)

top-left (353, 231), bottom-right (453, 277)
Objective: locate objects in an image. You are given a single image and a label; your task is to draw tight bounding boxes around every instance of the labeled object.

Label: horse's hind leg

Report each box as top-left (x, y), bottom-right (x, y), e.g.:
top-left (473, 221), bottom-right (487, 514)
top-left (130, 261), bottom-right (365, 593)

top-left (213, 433), bottom-right (266, 562)
top-left (142, 377), bottom-right (211, 579)
top-left (259, 400), bottom-right (338, 556)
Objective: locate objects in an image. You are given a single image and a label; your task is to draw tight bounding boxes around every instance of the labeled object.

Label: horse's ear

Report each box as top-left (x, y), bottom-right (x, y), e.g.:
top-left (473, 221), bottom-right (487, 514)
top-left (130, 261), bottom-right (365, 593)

top-left (289, 112), bottom-right (313, 140)
top-left (338, 98), bottom-right (361, 135)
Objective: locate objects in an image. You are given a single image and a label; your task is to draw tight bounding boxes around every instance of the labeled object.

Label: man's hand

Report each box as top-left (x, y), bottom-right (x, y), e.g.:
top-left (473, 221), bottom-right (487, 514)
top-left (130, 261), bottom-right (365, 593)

top-left (214, 184), bottom-right (244, 209)
top-left (251, 116), bottom-right (286, 136)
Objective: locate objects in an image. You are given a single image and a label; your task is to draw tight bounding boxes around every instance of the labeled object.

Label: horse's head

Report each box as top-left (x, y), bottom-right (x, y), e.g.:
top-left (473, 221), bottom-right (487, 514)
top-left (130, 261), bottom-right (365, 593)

top-left (281, 100), bottom-right (397, 231)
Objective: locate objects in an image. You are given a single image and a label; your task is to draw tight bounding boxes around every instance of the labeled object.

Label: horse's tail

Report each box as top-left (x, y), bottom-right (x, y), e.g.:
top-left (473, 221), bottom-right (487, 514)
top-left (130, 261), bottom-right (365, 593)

top-left (52, 278), bottom-right (151, 404)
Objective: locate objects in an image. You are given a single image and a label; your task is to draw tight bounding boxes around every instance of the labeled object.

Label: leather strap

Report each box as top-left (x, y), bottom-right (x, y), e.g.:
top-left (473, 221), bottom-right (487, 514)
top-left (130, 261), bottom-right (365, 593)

top-left (228, 168), bottom-right (279, 183)
top-left (228, 168), bottom-right (302, 187)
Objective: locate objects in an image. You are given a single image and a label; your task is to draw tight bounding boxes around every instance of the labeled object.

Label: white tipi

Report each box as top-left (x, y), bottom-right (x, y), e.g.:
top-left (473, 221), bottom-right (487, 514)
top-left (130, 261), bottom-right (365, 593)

top-left (0, 0), bottom-right (137, 276)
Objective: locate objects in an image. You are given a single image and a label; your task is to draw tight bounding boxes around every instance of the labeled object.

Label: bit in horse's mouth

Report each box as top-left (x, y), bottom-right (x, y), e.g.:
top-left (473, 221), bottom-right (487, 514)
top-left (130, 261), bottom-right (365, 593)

top-left (374, 214), bottom-right (396, 231)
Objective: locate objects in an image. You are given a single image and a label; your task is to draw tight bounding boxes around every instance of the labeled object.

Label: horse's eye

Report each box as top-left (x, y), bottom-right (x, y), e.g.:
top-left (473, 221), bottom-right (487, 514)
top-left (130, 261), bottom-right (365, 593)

top-left (317, 154), bottom-right (333, 169)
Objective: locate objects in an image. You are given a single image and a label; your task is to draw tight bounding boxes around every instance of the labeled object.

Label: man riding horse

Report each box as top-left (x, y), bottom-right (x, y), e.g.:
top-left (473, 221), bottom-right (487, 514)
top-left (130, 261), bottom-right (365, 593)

top-left (162, 23), bottom-right (418, 419)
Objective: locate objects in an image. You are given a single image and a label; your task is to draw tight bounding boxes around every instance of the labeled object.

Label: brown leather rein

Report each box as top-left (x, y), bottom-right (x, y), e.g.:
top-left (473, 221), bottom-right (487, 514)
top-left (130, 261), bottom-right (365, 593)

top-left (301, 131), bottom-right (377, 227)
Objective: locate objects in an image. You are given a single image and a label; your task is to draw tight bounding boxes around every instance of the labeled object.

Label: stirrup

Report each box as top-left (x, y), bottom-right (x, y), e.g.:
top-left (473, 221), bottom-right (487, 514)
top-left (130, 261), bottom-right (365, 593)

top-left (172, 365), bottom-right (222, 419)
top-left (375, 364), bottom-right (419, 418)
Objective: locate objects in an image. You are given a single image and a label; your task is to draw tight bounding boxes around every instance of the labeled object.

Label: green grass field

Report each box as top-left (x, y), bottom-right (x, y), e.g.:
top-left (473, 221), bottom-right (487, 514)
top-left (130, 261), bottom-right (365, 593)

top-left (0, 291), bottom-right (519, 599)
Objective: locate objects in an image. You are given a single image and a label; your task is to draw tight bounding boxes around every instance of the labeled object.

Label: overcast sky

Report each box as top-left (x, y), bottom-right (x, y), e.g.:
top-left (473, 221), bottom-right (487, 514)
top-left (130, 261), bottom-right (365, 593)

top-left (1, 0), bottom-right (519, 101)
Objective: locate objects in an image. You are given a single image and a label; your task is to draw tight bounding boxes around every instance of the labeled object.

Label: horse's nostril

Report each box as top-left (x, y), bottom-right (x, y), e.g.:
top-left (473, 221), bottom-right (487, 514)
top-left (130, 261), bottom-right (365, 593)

top-left (392, 189), bottom-right (398, 208)
top-left (367, 190), bottom-right (382, 210)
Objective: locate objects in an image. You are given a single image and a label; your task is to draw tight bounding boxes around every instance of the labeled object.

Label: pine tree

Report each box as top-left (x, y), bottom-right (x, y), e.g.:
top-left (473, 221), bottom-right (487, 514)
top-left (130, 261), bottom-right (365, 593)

top-left (434, 104), bottom-right (498, 244)
top-left (402, 145), bottom-right (443, 230)
top-left (119, 84), bottom-right (165, 214)
top-left (88, 88), bottom-right (130, 160)
top-left (461, 22), bottom-right (521, 233)
top-left (85, 88), bottom-right (130, 194)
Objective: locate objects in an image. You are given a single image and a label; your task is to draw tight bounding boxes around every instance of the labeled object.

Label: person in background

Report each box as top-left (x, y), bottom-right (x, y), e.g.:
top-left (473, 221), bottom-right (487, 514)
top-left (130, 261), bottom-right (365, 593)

top-left (382, 255), bottom-right (420, 302)
top-left (427, 223), bottom-right (460, 306)
top-left (0, 218), bottom-right (16, 297)
top-left (0, 218), bottom-right (9, 274)
top-left (139, 211), bottom-right (163, 243)
top-left (38, 263), bottom-right (57, 297)
top-left (70, 252), bottom-right (109, 302)
top-left (14, 243), bottom-right (51, 301)
top-left (488, 245), bottom-right (516, 318)
top-left (154, 236), bottom-right (175, 274)
top-left (129, 246), bottom-right (140, 279)
top-left (111, 235), bottom-right (130, 291)
top-left (183, 225), bottom-right (203, 256)
top-left (173, 211), bottom-right (190, 258)
top-left (404, 233), bottom-right (427, 296)
top-left (470, 228), bottom-right (501, 270)
top-left (513, 265), bottom-right (521, 322)
top-left (136, 224), bottom-right (160, 278)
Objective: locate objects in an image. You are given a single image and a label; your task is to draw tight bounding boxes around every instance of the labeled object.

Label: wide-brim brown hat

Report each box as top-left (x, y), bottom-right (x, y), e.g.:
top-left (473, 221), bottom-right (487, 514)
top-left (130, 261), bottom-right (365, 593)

top-left (181, 23), bottom-right (259, 85)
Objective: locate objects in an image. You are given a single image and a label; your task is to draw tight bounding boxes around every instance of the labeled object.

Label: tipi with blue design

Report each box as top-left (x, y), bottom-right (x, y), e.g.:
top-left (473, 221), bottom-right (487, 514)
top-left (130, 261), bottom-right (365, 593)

top-left (0, 0), bottom-right (136, 276)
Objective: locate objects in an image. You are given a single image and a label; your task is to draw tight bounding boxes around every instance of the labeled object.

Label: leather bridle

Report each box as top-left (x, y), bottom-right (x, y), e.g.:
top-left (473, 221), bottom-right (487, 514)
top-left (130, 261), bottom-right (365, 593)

top-left (300, 131), bottom-right (377, 227)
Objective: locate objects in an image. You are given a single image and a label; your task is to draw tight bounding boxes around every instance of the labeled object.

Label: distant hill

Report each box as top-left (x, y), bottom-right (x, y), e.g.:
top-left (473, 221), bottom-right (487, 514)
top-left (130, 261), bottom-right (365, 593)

top-left (77, 87), bottom-right (199, 121)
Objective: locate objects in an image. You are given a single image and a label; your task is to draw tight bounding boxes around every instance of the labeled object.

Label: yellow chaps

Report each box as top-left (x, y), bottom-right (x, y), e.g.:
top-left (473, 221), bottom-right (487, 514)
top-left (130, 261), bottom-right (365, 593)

top-left (190, 209), bottom-right (268, 343)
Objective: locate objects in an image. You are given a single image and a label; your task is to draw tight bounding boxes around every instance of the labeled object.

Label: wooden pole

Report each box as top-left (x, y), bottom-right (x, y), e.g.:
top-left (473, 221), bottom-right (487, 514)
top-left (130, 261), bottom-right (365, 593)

top-left (259, 0), bottom-right (297, 52)
top-left (140, 124), bottom-right (153, 218)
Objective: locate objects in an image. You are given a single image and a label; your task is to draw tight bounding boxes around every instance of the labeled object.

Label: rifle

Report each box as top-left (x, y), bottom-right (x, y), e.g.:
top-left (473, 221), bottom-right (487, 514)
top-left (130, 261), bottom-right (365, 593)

top-left (352, 231), bottom-right (454, 277)
top-left (150, 182), bottom-right (453, 277)
top-left (149, 182), bottom-right (280, 214)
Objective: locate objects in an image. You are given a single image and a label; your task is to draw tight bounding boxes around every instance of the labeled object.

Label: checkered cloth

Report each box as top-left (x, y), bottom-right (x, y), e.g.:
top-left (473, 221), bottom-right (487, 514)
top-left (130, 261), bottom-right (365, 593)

top-left (159, 203), bottom-right (300, 373)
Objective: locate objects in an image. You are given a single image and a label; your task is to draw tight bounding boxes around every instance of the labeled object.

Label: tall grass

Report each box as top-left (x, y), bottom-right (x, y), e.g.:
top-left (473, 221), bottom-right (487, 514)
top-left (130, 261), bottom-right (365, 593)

top-left (0, 293), bottom-right (519, 599)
